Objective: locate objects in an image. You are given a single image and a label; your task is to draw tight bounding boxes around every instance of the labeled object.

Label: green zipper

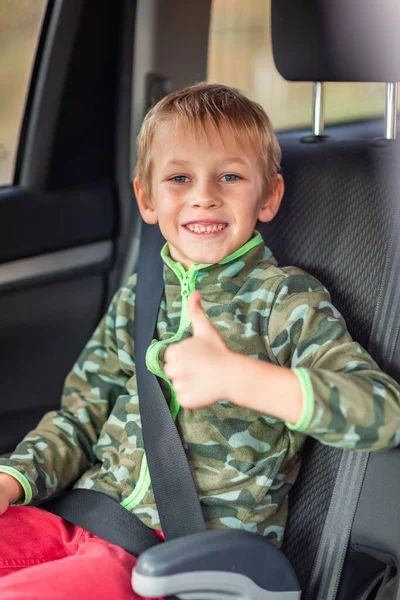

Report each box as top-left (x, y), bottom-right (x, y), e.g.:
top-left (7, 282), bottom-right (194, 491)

top-left (121, 231), bottom-right (264, 511)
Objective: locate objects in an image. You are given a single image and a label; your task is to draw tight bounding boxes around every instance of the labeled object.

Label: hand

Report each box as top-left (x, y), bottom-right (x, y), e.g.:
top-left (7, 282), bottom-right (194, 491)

top-left (0, 474), bottom-right (23, 516)
top-left (0, 486), bottom-right (9, 516)
top-left (164, 291), bottom-right (234, 409)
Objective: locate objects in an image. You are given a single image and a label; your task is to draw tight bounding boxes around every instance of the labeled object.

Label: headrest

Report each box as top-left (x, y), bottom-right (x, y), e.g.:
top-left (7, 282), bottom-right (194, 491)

top-left (271, 0), bottom-right (400, 82)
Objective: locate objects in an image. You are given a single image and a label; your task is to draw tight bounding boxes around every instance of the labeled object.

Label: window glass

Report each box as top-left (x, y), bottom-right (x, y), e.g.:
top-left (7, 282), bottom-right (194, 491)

top-left (0, 0), bottom-right (47, 186)
top-left (208, 0), bottom-right (391, 132)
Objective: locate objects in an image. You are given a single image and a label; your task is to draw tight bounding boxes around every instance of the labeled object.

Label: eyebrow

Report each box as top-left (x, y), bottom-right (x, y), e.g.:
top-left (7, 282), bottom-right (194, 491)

top-left (164, 160), bottom-right (192, 168)
top-left (164, 157), bottom-right (250, 168)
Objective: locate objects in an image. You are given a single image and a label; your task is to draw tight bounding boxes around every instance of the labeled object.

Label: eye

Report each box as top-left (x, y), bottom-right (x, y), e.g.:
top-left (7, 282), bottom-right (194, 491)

top-left (170, 175), bottom-right (189, 183)
top-left (220, 174), bottom-right (242, 182)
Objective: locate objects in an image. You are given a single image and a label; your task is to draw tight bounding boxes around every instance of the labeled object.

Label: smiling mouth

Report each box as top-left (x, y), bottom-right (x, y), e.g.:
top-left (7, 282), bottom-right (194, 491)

top-left (184, 223), bottom-right (228, 234)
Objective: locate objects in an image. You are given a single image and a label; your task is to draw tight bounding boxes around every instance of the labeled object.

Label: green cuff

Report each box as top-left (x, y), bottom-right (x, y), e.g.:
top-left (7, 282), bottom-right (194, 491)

top-left (285, 368), bottom-right (315, 432)
top-left (0, 466), bottom-right (33, 506)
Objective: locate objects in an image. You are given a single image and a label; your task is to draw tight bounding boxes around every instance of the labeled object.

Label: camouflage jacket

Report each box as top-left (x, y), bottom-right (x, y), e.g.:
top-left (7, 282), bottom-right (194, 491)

top-left (1, 231), bottom-right (400, 546)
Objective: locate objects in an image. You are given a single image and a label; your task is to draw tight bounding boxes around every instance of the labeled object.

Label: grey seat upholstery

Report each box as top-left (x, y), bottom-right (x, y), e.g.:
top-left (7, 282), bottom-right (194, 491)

top-left (258, 136), bottom-right (400, 594)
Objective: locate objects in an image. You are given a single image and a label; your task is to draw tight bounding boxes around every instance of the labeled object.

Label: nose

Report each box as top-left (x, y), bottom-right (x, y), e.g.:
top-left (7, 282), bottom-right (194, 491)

top-left (191, 180), bottom-right (221, 209)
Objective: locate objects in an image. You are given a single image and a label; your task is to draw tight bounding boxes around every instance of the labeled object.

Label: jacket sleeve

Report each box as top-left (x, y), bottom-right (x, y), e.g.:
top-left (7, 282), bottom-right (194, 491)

top-left (267, 271), bottom-right (400, 451)
top-left (0, 281), bottom-right (136, 504)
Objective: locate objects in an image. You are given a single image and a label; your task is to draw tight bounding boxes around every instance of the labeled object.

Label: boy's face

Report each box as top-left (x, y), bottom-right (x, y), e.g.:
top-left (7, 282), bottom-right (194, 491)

top-left (134, 119), bottom-right (283, 269)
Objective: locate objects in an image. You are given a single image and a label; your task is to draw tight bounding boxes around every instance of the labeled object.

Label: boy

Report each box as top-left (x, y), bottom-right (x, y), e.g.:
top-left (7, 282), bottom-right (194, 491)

top-left (0, 83), bottom-right (399, 600)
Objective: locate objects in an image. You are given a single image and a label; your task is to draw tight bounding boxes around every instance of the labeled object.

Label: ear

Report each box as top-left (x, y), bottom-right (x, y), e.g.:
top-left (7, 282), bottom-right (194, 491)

top-left (257, 175), bottom-right (284, 223)
top-left (133, 177), bottom-right (158, 224)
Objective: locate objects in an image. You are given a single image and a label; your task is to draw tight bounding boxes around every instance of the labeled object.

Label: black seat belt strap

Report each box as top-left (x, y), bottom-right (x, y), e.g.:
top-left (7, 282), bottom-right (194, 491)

top-left (306, 207), bottom-right (400, 600)
top-left (305, 451), bottom-right (369, 599)
top-left (44, 489), bottom-right (161, 556)
top-left (135, 223), bottom-right (206, 540)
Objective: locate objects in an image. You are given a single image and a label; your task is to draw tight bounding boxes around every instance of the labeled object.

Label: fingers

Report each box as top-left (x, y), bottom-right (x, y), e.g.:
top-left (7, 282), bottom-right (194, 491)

top-left (163, 344), bottom-right (179, 381)
top-left (163, 291), bottom-right (229, 410)
top-left (0, 490), bottom-right (10, 516)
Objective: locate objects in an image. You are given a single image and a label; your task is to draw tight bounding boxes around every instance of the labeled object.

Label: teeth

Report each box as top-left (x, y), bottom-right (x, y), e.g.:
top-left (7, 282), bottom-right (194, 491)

top-left (186, 223), bottom-right (227, 233)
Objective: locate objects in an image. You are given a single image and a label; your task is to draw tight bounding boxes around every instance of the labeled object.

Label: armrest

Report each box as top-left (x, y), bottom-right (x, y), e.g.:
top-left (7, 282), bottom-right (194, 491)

top-left (132, 529), bottom-right (301, 599)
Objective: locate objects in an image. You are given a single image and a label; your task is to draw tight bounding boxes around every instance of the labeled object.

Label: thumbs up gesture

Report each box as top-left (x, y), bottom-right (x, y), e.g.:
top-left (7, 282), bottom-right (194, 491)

top-left (164, 291), bottom-right (234, 409)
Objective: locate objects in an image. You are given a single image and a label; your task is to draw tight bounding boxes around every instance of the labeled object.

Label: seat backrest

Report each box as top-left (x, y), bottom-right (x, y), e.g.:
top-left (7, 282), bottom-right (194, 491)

top-left (267, 0), bottom-right (400, 594)
top-left (258, 137), bottom-right (400, 592)
top-left (260, 139), bottom-right (399, 349)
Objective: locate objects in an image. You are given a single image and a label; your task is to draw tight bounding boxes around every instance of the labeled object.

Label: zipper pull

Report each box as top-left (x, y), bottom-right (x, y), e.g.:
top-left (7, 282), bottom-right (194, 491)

top-left (181, 277), bottom-right (189, 297)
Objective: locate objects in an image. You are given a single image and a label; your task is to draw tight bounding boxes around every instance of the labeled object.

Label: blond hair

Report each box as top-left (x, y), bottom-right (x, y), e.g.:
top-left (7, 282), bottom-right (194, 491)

top-left (135, 82), bottom-right (281, 197)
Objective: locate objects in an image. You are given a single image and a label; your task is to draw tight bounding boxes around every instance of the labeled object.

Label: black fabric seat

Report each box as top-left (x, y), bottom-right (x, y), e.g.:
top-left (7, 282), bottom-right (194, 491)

top-left (257, 137), bottom-right (400, 596)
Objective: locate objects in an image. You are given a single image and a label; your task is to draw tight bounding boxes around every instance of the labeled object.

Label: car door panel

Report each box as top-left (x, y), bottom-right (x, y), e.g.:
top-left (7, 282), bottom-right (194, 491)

top-left (0, 0), bottom-right (138, 453)
top-left (0, 185), bottom-right (116, 264)
top-left (0, 274), bottom-right (106, 454)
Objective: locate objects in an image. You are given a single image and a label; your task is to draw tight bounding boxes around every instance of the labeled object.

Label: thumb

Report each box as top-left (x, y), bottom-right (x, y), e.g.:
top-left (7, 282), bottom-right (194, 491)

top-left (187, 291), bottom-right (214, 337)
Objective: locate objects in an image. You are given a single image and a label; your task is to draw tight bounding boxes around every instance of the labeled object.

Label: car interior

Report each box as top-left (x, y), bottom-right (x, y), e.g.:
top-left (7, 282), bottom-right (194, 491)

top-left (0, 0), bottom-right (399, 598)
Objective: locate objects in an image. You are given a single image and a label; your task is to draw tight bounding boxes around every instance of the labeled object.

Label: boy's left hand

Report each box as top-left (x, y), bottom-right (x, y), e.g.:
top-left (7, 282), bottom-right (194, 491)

top-left (164, 291), bottom-right (234, 409)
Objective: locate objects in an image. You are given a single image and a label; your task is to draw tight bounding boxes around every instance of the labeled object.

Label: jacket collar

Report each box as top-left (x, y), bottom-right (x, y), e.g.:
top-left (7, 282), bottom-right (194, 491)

top-left (161, 231), bottom-right (275, 300)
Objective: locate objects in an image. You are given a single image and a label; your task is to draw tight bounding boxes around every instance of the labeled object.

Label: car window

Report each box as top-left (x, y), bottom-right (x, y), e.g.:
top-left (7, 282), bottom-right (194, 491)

top-left (0, 0), bottom-right (47, 186)
top-left (208, 0), bottom-right (392, 131)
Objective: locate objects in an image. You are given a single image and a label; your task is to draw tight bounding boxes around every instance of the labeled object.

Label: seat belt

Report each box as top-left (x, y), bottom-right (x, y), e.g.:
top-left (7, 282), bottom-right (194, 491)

top-left (306, 207), bottom-right (400, 600)
top-left (44, 489), bottom-right (161, 556)
top-left (47, 223), bottom-right (204, 551)
top-left (135, 223), bottom-right (206, 540)
top-left (305, 451), bottom-right (370, 600)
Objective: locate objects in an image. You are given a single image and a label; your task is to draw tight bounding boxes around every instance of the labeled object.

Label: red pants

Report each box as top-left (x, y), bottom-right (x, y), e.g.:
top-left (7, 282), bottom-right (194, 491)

top-left (0, 506), bottom-right (162, 600)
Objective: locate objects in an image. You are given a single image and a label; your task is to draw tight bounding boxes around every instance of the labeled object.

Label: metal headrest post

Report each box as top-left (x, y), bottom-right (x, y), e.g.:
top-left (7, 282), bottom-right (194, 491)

top-left (302, 81), bottom-right (328, 143)
top-left (312, 82), bottom-right (325, 137)
top-left (385, 82), bottom-right (398, 140)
